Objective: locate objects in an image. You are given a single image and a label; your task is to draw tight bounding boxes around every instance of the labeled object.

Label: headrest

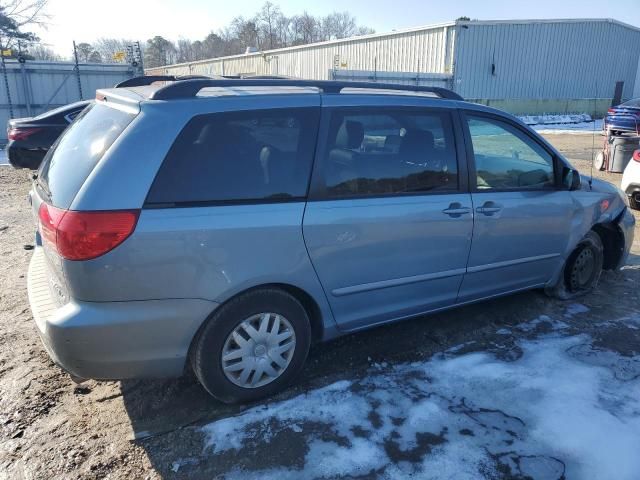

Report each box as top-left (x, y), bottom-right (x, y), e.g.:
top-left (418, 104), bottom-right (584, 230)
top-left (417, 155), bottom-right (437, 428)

top-left (195, 123), bottom-right (217, 145)
top-left (335, 120), bottom-right (364, 149)
top-left (400, 129), bottom-right (435, 155)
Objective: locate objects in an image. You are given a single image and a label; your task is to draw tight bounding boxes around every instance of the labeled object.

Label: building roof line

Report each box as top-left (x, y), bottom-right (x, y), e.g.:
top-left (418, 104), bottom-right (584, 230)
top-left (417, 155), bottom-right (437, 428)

top-left (150, 17), bottom-right (640, 71)
top-left (457, 18), bottom-right (640, 32)
top-left (151, 21), bottom-right (456, 70)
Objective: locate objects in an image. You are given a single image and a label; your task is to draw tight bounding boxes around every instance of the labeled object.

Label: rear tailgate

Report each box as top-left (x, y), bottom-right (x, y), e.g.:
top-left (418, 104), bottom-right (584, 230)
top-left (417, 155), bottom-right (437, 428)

top-left (30, 100), bottom-right (138, 303)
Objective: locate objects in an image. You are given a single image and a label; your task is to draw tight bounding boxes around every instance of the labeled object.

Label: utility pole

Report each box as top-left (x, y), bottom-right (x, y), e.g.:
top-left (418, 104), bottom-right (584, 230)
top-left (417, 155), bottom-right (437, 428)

top-left (72, 41), bottom-right (83, 99)
top-left (134, 41), bottom-right (144, 74)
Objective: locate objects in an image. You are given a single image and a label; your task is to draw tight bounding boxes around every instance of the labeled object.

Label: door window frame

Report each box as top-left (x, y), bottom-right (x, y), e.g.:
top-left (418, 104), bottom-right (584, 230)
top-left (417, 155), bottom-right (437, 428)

top-left (460, 110), bottom-right (565, 193)
top-left (307, 105), bottom-right (469, 201)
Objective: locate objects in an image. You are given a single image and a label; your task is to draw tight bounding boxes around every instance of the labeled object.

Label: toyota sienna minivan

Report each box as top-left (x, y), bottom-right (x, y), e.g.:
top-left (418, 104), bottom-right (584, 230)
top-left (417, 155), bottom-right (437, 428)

top-left (27, 78), bottom-right (635, 403)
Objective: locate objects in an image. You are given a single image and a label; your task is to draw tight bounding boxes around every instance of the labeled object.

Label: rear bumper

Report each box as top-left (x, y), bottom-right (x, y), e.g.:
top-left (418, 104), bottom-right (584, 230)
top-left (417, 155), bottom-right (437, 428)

top-left (27, 247), bottom-right (217, 380)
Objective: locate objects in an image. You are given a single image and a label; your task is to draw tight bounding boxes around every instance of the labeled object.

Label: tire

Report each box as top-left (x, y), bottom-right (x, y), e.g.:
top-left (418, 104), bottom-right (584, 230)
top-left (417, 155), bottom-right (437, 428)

top-left (547, 231), bottom-right (604, 299)
top-left (191, 288), bottom-right (311, 404)
top-left (594, 151), bottom-right (606, 171)
top-left (629, 193), bottom-right (640, 211)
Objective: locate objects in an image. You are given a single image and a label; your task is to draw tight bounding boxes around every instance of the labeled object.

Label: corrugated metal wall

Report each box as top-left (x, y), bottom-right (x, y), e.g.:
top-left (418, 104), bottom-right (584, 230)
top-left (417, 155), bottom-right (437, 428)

top-left (0, 60), bottom-right (134, 140)
top-left (331, 69), bottom-right (452, 88)
top-left (150, 18), bottom-right (640, 114)
top-left (148, 23), bottom-right (455, 79)
top-left (454, 20), bottom-right (640, 101)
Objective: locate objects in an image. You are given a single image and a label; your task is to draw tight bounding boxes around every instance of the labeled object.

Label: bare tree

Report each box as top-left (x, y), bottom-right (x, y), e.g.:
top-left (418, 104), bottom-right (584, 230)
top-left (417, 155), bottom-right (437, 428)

top-left (74, 42), bottom-right (93, 62)
top-left (93, 37), bottom-right (132, 63)
top-left (257, 1), bottom-right (283, 49)
top-left (28, 43), bottom-right (60, 60)
top-left (144, 35), bottom-right (176, 68)
top-left (0, 0), bottom-right (48, 50)
top-left (87, 50), bottom-right (101, 63)
top-left (230, 16), bottom-right (259, 51)
top-left (128, 2), bottom-right (376, 65)
top-left (321, 12), bottom-right (357, 40)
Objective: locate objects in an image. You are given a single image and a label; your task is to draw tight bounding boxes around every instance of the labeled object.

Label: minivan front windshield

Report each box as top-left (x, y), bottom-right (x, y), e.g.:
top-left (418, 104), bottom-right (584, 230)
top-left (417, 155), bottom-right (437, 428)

top-left (38, 103), bottom-right (136, 208)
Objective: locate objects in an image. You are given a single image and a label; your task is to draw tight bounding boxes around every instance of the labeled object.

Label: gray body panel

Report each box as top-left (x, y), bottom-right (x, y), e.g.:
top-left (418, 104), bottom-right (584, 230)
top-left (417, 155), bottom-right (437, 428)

top-left (303, 194), bottom-right (473, 330)
top-left (458, 190), bottom-right (573, 301)
top-left (26, 85), bottom-right (635, 380)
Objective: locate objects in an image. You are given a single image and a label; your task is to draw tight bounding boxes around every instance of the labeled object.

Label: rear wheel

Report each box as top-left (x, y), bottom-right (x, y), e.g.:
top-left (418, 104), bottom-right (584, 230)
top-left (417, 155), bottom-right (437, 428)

top-left (547, 231), bottom-right (603, 299)
top-left (191, 288), bottom-right (311, 404)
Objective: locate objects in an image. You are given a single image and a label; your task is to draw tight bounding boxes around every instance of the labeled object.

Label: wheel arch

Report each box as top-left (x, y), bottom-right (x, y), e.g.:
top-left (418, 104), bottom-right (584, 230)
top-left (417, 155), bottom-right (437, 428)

top-left (187, 282), bottom-right (327, 369)
top-left (592, 221), bottom-right (625, 270)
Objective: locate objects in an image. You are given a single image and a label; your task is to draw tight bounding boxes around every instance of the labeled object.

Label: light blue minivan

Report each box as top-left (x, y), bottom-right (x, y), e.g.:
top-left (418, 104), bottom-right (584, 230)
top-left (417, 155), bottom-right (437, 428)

top-left (27, 78), bottom-right (634, 403)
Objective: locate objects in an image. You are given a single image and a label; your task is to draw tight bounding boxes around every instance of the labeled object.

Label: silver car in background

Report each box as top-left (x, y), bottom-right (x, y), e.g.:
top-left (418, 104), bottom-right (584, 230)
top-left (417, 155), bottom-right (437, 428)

top-left (28, 78), bottom-right (634, 403)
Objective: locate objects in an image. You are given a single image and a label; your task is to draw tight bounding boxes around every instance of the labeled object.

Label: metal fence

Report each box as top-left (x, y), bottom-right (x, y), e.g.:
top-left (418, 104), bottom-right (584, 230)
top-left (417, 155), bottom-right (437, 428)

top-left (0, 59), bottom-right (135, 142)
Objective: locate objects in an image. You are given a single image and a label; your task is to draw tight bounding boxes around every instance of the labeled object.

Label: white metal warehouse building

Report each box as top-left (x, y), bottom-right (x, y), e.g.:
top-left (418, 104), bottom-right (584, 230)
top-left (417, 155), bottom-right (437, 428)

top-left (148, 18), bottom-right (640, 115)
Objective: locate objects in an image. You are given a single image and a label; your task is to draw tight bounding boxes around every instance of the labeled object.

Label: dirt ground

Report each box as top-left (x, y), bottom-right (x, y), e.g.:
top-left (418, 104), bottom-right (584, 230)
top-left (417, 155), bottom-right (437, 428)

top-left (1, 133), bottom-right (639, 479)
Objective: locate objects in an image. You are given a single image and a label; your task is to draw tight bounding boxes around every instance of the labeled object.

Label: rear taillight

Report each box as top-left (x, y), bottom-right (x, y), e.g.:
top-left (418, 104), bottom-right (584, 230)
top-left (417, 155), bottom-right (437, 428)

top-left (8, 127), bottom-right (42, 141)
top-left (38, 203), bottom-right (139, 260)
top-left (607, 108), bottom-right (615, 114)
top-left (633, 150), bottom-right (640, 163)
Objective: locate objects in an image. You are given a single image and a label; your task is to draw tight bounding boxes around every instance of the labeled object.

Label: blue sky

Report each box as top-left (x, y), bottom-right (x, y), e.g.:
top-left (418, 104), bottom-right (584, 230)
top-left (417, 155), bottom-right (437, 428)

top-left (36, 0), bottom-right (640, 55)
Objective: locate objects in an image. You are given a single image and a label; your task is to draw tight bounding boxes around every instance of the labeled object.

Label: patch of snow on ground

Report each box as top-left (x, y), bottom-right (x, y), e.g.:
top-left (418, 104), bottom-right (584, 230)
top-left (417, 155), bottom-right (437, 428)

top-left (564, 303), bottom-right (590, 317)
top-left (202, 330), bottom-right (640, 479)
top-left (533, 120), bottom-right (604, 135)
top-left (517, 114), bottom-right (605, 134)
top-left (516, 314), bottom-right (569, 332)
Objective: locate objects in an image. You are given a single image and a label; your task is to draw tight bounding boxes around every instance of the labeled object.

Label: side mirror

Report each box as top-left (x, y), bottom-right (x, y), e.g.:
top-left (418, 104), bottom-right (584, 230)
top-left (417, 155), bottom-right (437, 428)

top-left (563, 167), bottom-right (581, 191)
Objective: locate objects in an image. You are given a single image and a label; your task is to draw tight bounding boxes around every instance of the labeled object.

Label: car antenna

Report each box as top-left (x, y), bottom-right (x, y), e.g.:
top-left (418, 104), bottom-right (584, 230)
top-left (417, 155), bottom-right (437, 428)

top-left (589, 81), bottom-right (597, 190)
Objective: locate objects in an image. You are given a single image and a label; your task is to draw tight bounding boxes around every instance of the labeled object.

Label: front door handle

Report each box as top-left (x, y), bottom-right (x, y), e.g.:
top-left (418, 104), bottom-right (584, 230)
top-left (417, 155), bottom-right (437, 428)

top-left (442, 202), bottom-right (471, 218)
top-left (476, 201), bottom-right (502, 216)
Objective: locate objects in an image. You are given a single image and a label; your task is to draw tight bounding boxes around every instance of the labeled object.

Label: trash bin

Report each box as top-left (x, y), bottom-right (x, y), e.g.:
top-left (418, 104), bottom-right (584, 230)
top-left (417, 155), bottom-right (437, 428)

top-left (609, 135), bottom-right (640, 173)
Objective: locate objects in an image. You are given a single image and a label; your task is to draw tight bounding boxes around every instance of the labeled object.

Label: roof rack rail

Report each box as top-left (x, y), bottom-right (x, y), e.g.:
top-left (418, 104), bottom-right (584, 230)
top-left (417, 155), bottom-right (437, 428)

top-left (115, 74), bottom-right (213, 88)
top-left (148, 79), bottom-right (464, 101)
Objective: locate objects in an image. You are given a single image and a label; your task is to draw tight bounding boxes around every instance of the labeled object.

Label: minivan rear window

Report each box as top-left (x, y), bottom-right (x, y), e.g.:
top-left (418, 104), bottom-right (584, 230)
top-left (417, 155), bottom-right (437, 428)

top-left (38, 103), bottom-right (135, 208)
top-left (146, 108), bottom-right (319, 206)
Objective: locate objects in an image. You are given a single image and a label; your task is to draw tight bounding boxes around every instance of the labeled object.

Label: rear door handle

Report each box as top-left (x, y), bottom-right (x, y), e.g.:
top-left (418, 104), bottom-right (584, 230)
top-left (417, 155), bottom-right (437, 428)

top-left (442, 203), bottom-right (471, 218)
top-left (476, 202), bottom-right (502, 216)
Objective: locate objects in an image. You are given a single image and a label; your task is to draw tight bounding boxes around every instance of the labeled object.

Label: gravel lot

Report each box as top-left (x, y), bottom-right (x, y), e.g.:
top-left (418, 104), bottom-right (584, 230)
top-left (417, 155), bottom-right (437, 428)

top-left (1, 133), bottom-right (640, 479)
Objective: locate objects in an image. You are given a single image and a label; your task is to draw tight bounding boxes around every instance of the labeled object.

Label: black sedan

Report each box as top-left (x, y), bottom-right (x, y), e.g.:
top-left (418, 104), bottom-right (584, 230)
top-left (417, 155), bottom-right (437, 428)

top-left (7, 100), bottom-right (91, 169)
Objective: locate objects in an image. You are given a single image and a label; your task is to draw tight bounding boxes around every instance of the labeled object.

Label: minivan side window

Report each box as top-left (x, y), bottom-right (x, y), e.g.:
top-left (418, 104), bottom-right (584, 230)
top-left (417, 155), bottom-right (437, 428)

top-left (466, 115), bottom-right (555, 190)
top-left (146, 108), bottom-right (319, 205)
top-left (322, 109), bottom-right (458, 198)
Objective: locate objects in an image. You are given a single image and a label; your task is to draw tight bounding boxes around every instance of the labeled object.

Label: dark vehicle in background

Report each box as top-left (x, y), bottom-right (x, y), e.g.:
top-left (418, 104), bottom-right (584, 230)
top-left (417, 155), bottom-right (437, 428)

top-left (605, 98), bottom-right (640, 135)
top-left (7, 100), bottom-right (91, 170)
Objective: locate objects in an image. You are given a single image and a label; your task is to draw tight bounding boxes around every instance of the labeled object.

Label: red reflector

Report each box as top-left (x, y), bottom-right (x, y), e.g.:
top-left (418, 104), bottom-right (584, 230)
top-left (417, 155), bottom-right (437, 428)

top-left (8, 127), bottom-right (42, 141)
top-left (633, 150), bottom-right (640, 163)
top-left (600, 199), bottom-right (610, 212)
top-left (38, 203), bottom-right (139, 260)
top-left (608, 108), bottom-right (615, 113)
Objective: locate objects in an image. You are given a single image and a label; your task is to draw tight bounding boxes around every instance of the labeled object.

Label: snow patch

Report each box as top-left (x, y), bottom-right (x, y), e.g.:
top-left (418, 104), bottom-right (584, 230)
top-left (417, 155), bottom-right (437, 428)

top-left (202, 332), bottom-right (640, 479)
top-left (564, 303), bottom-right (590, 317)
top-left (518, 115), bottom-right (604, 135)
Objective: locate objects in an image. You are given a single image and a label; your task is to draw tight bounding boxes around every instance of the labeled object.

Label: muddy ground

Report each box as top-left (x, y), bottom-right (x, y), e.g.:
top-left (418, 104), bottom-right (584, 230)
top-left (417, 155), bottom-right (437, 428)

top-left (1, 133), bottom-right (639, 479)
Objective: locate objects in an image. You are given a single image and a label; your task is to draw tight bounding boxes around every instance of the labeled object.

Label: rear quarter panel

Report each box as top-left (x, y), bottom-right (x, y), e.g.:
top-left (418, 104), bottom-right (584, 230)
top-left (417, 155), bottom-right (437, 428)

top-left (62, 93), bottom-right (337, 337)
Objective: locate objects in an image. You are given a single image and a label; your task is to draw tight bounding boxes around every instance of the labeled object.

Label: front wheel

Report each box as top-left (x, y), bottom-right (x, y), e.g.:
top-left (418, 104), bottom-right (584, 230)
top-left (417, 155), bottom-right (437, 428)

top-left (546, 231), bottom-right (603, 299)
top-left (191, 288), bottom-right (311, 404)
